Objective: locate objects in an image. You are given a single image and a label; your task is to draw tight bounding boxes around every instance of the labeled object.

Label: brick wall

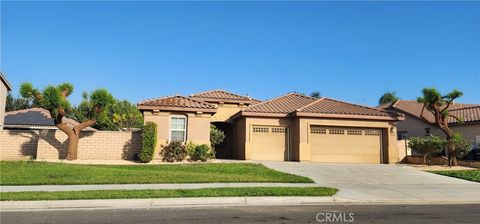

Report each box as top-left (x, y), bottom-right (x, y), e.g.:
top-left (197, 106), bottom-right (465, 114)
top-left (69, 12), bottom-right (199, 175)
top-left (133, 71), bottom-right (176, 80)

top-left (1, 130), bottom-right (142, 160)
top-left (0, 130), bottom-right (39, 160)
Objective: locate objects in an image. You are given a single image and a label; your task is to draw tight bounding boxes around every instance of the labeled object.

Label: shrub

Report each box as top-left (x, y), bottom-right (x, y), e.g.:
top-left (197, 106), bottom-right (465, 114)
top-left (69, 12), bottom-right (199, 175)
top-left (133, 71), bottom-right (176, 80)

top-left (160, 141), bottom-right (186, 162)
top-left (210, 125), bottom-right (225, 147)
top-left (408, 135), bottom-right (446, 165)
top-left (191, 144), bottom-right (215, 162)
top-left (139, 122), bottom-right (157, 163)
top-left (452, 133), bottom-right (472, 159)
top-left (185, 141), bottom-right (196, 158)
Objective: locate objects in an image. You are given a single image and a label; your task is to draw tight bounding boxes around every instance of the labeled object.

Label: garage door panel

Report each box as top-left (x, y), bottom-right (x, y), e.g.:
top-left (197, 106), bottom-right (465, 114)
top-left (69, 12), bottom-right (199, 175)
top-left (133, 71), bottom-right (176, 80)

top-left (251, 126), bottom-right (288, 161)
top-left (310, 126), bottom-right (381, 164)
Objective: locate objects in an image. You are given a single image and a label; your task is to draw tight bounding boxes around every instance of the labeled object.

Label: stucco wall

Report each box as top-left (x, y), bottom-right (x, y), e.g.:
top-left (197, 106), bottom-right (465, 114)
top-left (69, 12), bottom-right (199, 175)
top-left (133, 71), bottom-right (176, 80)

top-left (211, 103), bottom-right (246, 122)
top-left (233, 117), bottom-right (247, 159)
top-left (398, 114), bottom-right (480, 146)
top-left (143, 111), bottom-right (212, 159)
top-left (396, 114), bottom-right (442, 138)
top-left (451, 124), bottom-right (480, 145)
top-left (0, 130), bottom-right (141, 160)
top-left (0, 83), bottom-right (7, 130)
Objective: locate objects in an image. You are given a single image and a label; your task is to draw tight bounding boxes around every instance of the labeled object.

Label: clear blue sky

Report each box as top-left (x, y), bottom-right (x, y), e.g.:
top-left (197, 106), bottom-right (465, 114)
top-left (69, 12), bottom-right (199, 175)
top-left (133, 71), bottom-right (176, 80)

top-left (1, 1), bottom-right (479, 106)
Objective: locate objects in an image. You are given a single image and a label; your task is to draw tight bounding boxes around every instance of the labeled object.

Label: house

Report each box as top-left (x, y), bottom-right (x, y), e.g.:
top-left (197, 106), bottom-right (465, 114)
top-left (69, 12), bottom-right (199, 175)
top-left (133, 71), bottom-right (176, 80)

top-left (380, 100), bottom-right (480, 147)
top-left (138, 90), bottom-right (404, 163)
top-left (0, 73), bottom-right (13, 130)
top-left (4, 108), bottom-right (98, 131)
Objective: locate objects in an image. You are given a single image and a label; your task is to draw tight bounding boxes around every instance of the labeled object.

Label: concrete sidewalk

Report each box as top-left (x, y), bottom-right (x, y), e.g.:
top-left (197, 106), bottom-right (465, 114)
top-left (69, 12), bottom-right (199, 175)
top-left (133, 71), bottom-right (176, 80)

top-left (0, 183), bottom-right (320, 192)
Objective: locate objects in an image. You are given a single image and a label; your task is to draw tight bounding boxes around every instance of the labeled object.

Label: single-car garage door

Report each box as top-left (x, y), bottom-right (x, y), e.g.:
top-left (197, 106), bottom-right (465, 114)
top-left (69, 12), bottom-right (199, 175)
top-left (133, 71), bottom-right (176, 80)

top-left (310, 126), bottom-right (382, 163)
top-left (251, 126), bottom-right (288, 161)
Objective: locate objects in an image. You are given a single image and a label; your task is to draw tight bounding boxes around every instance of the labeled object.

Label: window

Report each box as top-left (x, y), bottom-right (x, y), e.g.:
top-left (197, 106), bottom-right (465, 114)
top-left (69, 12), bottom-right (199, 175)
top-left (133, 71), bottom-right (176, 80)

top-left (253, 127), bottom-right (269, 133)
top-left (397, 131), bottom-right (407, 140)
top-left (425, 128), bottom-right (431, 135)
top-left (329, 129), bottom-right (345, 135)
top-left (347, 130), bottom-right (363, 135)
top-left (365, 130), bottom-right (380, 136)
top-left (311, 128), bottom-right (327, 134)
top-left (272, 127), bottom-right (286, 133)
top-left (170, 115), bottom-right (186, 142)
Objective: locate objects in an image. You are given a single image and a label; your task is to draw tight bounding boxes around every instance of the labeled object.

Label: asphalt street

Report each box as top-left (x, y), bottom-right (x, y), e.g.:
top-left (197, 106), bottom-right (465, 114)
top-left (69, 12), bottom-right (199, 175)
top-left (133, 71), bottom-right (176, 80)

top-left (2, 204), bottom-right (479, 224)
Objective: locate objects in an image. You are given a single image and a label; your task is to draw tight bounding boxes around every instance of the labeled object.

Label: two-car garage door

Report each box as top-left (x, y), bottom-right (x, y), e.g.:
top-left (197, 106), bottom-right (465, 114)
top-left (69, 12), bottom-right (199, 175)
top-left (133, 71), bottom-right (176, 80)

top-left (310, 126), bottom-right (383, 164)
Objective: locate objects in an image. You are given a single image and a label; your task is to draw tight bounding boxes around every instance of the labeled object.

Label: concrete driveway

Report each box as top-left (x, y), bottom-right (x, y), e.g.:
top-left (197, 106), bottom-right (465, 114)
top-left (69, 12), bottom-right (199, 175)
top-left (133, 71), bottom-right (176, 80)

top-left (262, 162), bottom-right (480, 203)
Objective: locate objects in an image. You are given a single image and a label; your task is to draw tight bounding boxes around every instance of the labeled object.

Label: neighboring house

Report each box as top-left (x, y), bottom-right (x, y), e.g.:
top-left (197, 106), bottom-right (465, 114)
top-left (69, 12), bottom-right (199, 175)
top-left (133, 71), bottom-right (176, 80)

top-left (138, 90), bottom-right (404, 163)
top-left (380, 100), bottom-right (480, 147)
top-left (0, 73), bottom-right (13, 130)
top-left (4, 108), bottom-right (98, 131)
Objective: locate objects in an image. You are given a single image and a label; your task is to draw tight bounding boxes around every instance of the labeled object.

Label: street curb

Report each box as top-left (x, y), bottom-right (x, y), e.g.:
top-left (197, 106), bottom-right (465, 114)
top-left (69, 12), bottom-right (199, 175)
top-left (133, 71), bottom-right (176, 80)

top-left (0, 197), bottom-right (334, 211)
top-left (2, 196), bottom-right (480, 211)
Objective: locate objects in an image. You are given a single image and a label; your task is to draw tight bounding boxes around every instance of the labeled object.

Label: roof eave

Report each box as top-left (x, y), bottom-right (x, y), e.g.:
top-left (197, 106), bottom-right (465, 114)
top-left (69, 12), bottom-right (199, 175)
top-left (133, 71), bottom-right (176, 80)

top-left (294, 112), bottom-right (405, 121)
top-left (0, 73), bottom-right (12, 91)
top-left (190, 97), bottom-right (254, 104)
top-left (232, 111), bottom-right (290, 119)
top-left (137, 105), bottom-right (217, 113)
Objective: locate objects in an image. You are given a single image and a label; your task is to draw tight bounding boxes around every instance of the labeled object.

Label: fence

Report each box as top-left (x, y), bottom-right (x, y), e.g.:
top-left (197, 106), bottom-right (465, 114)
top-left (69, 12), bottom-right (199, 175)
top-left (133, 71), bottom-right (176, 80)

top-left (0, 130), bottom-right (142, 160)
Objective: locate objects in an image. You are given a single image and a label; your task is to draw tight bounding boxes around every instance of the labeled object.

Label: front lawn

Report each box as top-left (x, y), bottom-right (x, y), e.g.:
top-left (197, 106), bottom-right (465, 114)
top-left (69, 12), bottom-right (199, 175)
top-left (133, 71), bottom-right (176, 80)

top-left (0, 187), bottom-right (337, 201)
top-left (430, 170), bottom-right (480, 183)
top-left (0, 161), bottom-right (313, 185)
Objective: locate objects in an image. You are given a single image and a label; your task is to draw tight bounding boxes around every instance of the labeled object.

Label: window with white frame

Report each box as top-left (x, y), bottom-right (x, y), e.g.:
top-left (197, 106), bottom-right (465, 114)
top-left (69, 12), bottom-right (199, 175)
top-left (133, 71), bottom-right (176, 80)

top-left (170, 115), bottom-right (186, 142)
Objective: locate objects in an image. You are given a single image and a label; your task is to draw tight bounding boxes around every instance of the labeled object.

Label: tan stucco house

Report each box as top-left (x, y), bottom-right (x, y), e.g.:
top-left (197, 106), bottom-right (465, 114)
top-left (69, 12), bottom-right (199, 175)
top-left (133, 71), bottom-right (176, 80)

top-left (0, 73), bottom-right (13, 130)
top-left (138, 90), bottom-right (404, 163)
top-left (380, 100), bottom-right (480, 148)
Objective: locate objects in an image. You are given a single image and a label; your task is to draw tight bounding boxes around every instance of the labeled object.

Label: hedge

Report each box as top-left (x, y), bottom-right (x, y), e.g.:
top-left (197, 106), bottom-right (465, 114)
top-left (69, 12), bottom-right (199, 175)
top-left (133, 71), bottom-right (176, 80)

top-left (139, 122), bottom-right (157, 163)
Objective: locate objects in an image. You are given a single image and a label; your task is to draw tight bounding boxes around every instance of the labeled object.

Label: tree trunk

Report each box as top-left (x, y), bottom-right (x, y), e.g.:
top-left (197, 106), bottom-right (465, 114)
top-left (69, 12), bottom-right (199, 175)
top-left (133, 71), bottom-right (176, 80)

top-left (56, 119), bottom-right (96, 161)
top-left (66, 132), bottom-right (79, 160)
top-left (445, 136), bottom-right (456, 167)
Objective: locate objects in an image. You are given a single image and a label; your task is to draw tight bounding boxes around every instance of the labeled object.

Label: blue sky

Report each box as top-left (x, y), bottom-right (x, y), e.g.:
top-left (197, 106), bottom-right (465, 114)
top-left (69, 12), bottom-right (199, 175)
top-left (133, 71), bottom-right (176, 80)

top-left (1, 1), bottom-right (479, 106)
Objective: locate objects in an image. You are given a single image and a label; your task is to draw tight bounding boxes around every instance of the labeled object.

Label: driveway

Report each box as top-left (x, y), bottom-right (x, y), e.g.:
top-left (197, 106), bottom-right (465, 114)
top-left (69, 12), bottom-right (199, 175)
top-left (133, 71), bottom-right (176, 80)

top-left (262, 162), bottom-right (480, 203)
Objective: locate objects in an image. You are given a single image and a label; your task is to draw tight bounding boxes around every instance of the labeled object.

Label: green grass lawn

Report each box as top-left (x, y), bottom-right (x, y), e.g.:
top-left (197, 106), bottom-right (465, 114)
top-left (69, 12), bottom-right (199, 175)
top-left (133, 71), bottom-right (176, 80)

top-left (0, 187), bottom-right (337, 201)
top-left (0, 161), bottom-right (313, 185)
top-left (430, 170), bottom-right (480, 183)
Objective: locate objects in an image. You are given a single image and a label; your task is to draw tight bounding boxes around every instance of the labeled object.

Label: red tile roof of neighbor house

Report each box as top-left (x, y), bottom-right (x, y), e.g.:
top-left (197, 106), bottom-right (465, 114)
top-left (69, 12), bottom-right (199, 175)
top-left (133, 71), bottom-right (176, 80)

top-left (379, 100), bottom-right (480, 124)
top-left (137, 95), bottom-right (217, 113)
top-left (296, 98), bottom-right (402, 120)
top-left (4, 108), bottom-right (98, 131)
top-left (190, 89), bottom-right (261, 104)
top-left (446, 106), bottom-right (480, 124)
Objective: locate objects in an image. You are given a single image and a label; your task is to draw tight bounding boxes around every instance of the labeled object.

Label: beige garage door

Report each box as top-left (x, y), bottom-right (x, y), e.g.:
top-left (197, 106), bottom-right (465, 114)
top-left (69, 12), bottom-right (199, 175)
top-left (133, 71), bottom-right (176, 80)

top-left (310, 126), bottom-right (382, 163)
top-left (251, 126), bottom-right (288, 161)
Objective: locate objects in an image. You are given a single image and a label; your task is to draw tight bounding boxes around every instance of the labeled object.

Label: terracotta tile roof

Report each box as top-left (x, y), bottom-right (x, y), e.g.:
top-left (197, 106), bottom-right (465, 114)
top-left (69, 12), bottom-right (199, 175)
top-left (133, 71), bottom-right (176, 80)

top-left (381, 100), bottom-right (480, 124)
top-left (137, 95), bottom-right (217, 113)
top-left (242, 93), bottom-right (316, 115)
top-left (4, 108), bottom-right (97, 131)
top-left (448, 106), bottom-right (480, 124)
top-left (296, 98), bottom-right (402, 120)
top-left (190, 90), bottom-right (260, 104)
